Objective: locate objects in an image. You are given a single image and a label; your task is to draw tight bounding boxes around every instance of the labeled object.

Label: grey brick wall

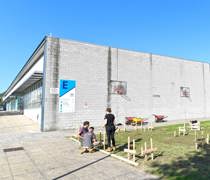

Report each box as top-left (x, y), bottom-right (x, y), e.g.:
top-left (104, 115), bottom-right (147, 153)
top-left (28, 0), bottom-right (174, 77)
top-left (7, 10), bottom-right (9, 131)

top-left (111, 51), bottom-right (210, 123)
top-left (42, 37), bottom-right (210, 130)
top-left (42, 37), bottom-right (60, 131)
top-left (111, 49), bottom-right (152, 123)
top-left (43, 37), bottom-right (108, 130)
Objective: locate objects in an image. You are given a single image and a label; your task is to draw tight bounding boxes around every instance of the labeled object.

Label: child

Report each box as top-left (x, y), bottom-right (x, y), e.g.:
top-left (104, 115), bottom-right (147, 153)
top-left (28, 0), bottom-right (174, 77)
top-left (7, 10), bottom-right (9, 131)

top-left (78, 121), bottom-right (90, 146)
top-left (81, 127), bottom-right (97, 154)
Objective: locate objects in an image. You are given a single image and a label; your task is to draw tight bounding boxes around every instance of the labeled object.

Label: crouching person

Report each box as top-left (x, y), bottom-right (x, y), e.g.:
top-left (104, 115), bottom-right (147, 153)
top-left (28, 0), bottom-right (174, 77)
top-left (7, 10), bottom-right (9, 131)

top-left (81, 127), bottom-right (98, 154)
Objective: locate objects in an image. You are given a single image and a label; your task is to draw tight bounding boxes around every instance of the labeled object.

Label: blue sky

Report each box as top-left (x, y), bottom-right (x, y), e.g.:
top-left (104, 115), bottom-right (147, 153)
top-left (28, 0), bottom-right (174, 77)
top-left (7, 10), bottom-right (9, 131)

top-left (0, 0), bottom-right (210, 93)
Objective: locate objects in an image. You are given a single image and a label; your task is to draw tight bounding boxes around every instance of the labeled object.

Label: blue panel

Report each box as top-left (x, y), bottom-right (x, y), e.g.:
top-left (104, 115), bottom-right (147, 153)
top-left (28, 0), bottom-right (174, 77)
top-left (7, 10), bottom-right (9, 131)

top-left (59, 80), bottom-right (76, 97)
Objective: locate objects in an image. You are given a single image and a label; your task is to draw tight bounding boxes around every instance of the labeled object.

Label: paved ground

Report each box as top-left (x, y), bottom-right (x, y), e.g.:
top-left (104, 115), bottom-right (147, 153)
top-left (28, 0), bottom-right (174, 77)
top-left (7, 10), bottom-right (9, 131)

top-left (0, 115), bottom-right (158, 180)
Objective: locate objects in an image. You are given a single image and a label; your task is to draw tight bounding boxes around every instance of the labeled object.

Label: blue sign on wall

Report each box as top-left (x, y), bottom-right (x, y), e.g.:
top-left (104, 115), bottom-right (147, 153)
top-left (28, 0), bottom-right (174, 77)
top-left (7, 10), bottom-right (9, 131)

top-left (59, 80), bottom-right (76, 113)
top-left (59, 80), bottom-right (76, 97)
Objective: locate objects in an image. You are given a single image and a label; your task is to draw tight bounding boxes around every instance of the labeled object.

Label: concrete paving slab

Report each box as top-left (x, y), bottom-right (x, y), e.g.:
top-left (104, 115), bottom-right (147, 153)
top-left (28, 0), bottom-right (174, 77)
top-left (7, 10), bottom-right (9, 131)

top-left (0, 115), bottom-right (159, 180)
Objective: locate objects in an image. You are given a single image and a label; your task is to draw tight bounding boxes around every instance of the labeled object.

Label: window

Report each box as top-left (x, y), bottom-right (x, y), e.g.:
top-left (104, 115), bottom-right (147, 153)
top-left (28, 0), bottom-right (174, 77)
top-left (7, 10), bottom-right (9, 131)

top-left (23, 80), bottom-right (42, 109)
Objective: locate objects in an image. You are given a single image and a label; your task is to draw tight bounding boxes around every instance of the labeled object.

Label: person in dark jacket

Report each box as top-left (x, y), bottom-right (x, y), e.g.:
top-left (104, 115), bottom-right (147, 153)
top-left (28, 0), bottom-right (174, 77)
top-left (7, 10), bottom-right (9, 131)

top-left (104, 108), bottom-right (116, 152)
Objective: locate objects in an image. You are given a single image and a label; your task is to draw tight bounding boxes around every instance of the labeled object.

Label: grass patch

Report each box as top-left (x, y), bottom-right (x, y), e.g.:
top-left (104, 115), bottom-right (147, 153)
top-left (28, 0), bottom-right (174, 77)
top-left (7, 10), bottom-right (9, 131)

top-left (101, 121), bottom-right (210, 180)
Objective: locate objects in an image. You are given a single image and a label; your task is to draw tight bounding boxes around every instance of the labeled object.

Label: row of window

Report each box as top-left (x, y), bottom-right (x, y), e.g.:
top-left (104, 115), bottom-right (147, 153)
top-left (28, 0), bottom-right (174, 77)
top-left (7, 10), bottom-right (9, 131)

top-left (23, 80), bottom-right (42, 109)
top-left (6, 98), bottom-right (18, 111)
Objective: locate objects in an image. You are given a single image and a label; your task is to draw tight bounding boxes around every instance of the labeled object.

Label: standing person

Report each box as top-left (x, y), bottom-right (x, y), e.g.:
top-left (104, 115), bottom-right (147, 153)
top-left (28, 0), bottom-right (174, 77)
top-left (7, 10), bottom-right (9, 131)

top-left (104, 108), bottom-right (116, 152)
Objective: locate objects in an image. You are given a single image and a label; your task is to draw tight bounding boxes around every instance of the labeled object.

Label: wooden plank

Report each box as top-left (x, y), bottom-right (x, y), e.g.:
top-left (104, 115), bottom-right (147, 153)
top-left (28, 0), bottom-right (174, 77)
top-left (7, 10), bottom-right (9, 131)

top-left (70, 137), bottom-right (80, 143)
top-left (97, 149), bottom-right (139, 166)
top-left (151, 153), bottom-right (154, 160)
top-left (124, 149), bottom-right (136, 154)
top-left (141, 146), bottom-right (143, 156)
top-left (133, 139), bottom-right (136, 161)
top-left (127, 136), bottom-right (131, 160)
top-left (144, 142), bottom-right (147, 151)
top-left (99, 130), bottom-right (102, 144)
top-left (70, 136), bottom-right (139, 167)
top-left (195, 142), bottom-right (198, 151)
top-left (103, 130), bottom-right (106, 150)
top-left (111, 154), bottom-right (139, 166)
top-left (142, 148), bottom-right (157, 155)
top-left (207, 134), bottom-right (209, 144)
top-left (150, 138), bottom-right (153, 149)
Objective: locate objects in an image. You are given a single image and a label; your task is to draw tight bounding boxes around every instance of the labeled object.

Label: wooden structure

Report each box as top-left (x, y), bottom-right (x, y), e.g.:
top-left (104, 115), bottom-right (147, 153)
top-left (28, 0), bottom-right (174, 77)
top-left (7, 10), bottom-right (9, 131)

top-left (189, 120), bottom-right (200, 131)
top-left (99, 130), bottom-right (104, 147)
top-left (140, 138), bottom-right (157, 160)
top-left (206, 134), bottom-right (209, 144)
top-left (124, 137), bottom-right (137, 162)
top-left (99, 129), bottom-right (106, 150)
top-left (139, 122), bottom-right (154, 132)
top-left (178, 123), bottom-right (187, 136)
top-left (103, 130), bottom-right (106, 150)
top-left (70, 136), bottom-right (139, 166)
top-left (147, 122), bottom-right (154, 131)
top-left (194, 131), bottom-right (210, 151)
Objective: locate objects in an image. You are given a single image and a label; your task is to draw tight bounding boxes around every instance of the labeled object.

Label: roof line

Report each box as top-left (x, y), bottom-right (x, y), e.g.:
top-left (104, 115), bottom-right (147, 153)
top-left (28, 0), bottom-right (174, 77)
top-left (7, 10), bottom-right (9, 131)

top-left (57, 36), bottom-right (209, 65)
top-left (3, 36), bottom-right (47, 97)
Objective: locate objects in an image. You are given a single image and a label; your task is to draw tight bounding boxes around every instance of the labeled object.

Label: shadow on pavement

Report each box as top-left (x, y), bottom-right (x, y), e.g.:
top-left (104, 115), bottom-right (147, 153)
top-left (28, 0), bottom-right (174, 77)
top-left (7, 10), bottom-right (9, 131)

top-left (52, 155), bottom-right (110, 180)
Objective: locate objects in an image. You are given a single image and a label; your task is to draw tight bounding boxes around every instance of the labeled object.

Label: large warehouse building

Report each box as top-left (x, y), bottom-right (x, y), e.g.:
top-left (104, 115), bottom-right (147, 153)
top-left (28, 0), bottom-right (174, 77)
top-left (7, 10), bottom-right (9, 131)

top-left (3, 36), bottom-right (210, 131)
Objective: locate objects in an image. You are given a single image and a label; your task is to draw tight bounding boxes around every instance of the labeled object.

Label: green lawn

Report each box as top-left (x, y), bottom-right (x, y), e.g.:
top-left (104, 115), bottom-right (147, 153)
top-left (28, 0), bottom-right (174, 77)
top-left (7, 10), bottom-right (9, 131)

top-left (108, 121), bottom-right (210, 180)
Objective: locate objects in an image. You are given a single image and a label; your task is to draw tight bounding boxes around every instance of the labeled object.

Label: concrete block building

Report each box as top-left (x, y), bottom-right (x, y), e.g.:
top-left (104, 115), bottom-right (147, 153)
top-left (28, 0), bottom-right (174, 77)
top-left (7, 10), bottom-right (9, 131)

top-left (3, 36), bottom-right (210, 131)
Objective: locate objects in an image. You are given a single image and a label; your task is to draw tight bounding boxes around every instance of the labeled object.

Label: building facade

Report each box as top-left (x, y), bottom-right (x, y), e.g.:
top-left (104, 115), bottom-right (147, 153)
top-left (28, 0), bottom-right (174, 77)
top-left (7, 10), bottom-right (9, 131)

top-left (3, 36), bottom-right (210, 131)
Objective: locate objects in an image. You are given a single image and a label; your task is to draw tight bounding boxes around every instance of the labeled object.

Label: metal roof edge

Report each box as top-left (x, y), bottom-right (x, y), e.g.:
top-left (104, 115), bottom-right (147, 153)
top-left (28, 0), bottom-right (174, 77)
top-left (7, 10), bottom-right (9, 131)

top-left (3, 36), bottom-right (47, 100)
